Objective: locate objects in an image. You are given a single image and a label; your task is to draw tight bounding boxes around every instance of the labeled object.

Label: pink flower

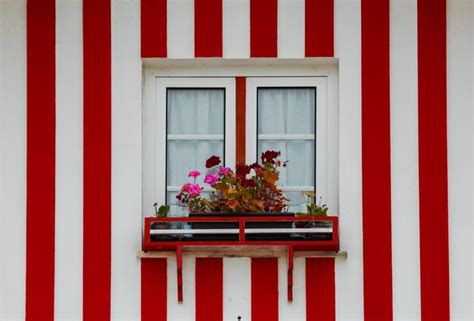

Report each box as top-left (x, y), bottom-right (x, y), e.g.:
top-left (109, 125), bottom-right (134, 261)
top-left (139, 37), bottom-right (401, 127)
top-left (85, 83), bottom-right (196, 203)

top-left (188, 183), bottom-right (202, 196)
top-left (188, 170), bottom-right (201, 178)
top-left (204, 173), bottom-right (219, 185)
top-left (218, 167), bottom-right (231, 175)
top-left (180, 183), bottom-right (191, 192)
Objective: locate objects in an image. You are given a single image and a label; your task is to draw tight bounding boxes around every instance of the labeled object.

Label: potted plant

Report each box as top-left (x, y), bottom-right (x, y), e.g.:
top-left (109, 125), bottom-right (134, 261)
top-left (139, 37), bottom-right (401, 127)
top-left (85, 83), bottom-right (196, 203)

top-left (296, 192), bottom-right (332, 240)
top-left (175, 151), bottom-right (294, 240)
top-left (150, 203), bottom-right (174, 241)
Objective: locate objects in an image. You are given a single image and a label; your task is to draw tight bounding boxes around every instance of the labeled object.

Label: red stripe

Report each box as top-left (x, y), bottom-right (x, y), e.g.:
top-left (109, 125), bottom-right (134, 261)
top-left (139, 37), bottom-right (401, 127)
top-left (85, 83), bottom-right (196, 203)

top-left (195, 0), bottom-right (222, 57)
top-left (236, 77), bottom-right (246, 165)
top-left (305, 0), bottom-right (334, 57)
top-left (141, 259), bottom-right (167, 321)
top-left (25, 0), bottom-right (56, 319)
top-left (306, 258), bottom-right (335, 321)
top-left (195, 258), bottom-right (223, 321)
top-left (83, 0), bottom-right (112, 320)
top-left (361, 0), bottom-right (393, 320)
top-left (417, 0), bottom-right (450, 319)
top-left (251, 258), bottom-right (278, 321)
top-left (141, 0), bottom-right (167, 58)
top-left (250, 0), bottom-right (277, 57)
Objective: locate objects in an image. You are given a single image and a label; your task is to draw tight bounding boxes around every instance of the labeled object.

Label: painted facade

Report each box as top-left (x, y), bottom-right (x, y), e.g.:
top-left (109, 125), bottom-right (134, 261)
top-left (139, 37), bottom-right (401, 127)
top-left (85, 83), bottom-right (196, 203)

top-left (0, 0), bottom-right (472, 320)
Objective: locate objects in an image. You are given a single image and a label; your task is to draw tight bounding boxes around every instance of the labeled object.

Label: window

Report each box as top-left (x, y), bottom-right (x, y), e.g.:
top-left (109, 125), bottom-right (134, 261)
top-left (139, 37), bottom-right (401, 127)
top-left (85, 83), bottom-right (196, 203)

top-left (166, 88), bottom-right (225, 214)
top-left (246, 78), bottom-right (328, 212)
top-left (143, 62), bottom-right (338, 217)
top-left (145, 77), bottom-right (235, 216)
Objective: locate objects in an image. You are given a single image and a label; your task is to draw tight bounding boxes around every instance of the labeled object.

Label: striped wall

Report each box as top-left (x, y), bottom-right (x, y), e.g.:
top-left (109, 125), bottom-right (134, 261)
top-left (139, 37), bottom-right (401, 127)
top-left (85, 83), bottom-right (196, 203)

top-left (0, 0), bottom-right (472, 320)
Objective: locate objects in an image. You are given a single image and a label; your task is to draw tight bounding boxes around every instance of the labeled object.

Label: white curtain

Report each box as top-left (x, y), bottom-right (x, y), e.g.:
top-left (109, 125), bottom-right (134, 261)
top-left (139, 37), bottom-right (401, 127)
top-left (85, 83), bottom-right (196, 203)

top-left (167, 89), bottom-right (225, 215)
top-left (257, 88), bottom-right (316, 212)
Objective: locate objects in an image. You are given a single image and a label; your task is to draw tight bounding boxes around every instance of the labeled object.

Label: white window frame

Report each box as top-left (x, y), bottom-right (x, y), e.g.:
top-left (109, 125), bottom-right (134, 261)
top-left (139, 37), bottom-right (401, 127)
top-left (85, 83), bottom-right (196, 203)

top-left (144, 77), bottom-right (236, 211)
top-left (246, 77), bottom-right (328, 205)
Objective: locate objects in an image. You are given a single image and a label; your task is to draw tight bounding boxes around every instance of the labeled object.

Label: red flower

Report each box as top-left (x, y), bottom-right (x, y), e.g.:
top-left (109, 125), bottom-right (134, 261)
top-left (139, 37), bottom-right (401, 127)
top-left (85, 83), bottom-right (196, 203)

top-left (261, 150), bottom-right (280, 164)
top-left (241, 178), bottom-right (255, 188)
top-left (236, 164), bottom-right (251, 179)
top-left (205, 155), bottom-right (221, 168)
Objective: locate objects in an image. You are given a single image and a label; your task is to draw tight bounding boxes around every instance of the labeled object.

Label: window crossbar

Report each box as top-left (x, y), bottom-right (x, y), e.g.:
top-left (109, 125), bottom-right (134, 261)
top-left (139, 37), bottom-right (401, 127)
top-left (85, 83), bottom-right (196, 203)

top-left (279, 186), bottom-right (315, 192)
top-left (258, 134), bottom-right (315, 140)
top-left (167, 134), bottom-right (224, 141)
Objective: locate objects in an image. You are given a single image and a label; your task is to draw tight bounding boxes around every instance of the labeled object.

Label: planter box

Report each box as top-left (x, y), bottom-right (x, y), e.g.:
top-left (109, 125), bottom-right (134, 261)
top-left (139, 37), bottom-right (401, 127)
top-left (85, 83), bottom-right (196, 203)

top-left (143, 215), bottom-right (339, 252)
top-left (189, 212), bottom-right (295, 241)
top-left (295, 219), bottom-right (333, 240)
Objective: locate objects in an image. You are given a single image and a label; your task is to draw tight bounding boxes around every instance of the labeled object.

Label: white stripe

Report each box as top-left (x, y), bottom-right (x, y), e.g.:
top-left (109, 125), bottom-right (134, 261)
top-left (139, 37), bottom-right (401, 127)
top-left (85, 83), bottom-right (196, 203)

top-left (447, 0), bottom-right (473, 318)
top-left (334, 0), bottom-right (364, 319)
top-left (111, 0), bottom-right (142, 319)
top-left (0, 1), bottom-right (26, 319)
top-left (223, 258), bottom-right (251, 321)
top-left (168, 0), bottom-right (194, 58)
top-left (390, 0), bottom-right (421, 319)
top-left (223, 0), bottom-right (250, 58)
top-left (278, 257), bottom-right (306, 320)
top-left (168, 255), bottom-right (196, 320)
top-left (55, 0), bottom-right (83, 319)
top-left (278, 0), bottom-right (305, 58)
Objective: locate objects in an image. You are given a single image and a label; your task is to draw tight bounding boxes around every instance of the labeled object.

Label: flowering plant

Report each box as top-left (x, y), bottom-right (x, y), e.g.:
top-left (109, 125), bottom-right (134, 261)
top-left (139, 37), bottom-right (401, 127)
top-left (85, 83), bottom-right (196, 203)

top-left (176, 151), bottom-right (289, 213)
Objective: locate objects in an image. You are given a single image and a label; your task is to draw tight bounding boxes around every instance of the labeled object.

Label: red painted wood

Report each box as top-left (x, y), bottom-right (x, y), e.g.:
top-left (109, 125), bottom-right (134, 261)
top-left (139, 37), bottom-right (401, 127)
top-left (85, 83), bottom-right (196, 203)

top-left (287, 246), bottom-right (294, 302)
top-left (195, 0), bottom-right (222, 57)
top-left (25, 0), bottom-right (56, 319)
top-left (251, 258), bottom-right (279, 321)
top-left (83, 0), bottom-right (112, 320)
top-left (417, 0), bottom-right (450, 319)
top-left (361, 0), bottom-right (393, 320)
top-left (141, 259), bottom-right (167, 321)
top-left (236, 77), bottom-right (246, 165)
top-left (176, 246), bottom-right (183, 302)
top-left (195, 258), bottom-right (223, 321)
top-left (250, 0), bottom-right (277, 57)
top-left (305, 0), bottom-right (334, 57)
top-left (141, 0), bottom-right (167, 57)
top-left (306, 258), bottom-right (335, 321)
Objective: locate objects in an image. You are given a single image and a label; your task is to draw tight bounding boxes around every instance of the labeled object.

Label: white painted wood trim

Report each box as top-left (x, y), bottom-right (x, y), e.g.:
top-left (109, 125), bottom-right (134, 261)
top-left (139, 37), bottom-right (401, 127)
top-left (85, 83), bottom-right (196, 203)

top-left (150, 229), bottom-right (240, 235)
top-left (150, 228), bottom-right (333, 235)
top-left (167, 134), bottom-right (224, 140)
top-left (258, 134), bottom-right (315, 140)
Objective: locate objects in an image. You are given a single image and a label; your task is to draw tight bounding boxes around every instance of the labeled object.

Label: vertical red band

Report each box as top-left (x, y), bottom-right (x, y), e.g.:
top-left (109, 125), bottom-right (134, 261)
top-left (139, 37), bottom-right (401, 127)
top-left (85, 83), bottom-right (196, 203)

top-left (25, 0), bottom-right (56, 319)
top-left (251, 258), bottom-right (278, 321)
top-left (141, 259), bottom-right (167, 321)
top-left (195, 0), bottom-right (222, 57)
top-left (361, 0), bottom-right (393, 320)
top-left (305, 0), bottom-right (334, 57)
top-left (306, 258), bottom-right (335, 321)
top-left (195, 258), bottom-right (223, 321)
top-left (250, 0), bottom-right (277, 57)
top-left (417, 0), bottom-right (450, 319)
top-left (236, 77), bottom-right (246, 165)
top-left (141, 0), bottom-right (167, 58)
top-left (83, 0), bottom-right (112, 320)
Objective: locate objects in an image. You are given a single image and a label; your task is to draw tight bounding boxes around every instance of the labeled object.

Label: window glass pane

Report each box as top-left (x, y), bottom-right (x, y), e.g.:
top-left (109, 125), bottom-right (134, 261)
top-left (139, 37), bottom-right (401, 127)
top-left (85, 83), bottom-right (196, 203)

top-left (167, 89), bottom-right (225, 215)
top-left (167, 140), bottom-right (224, 186)
top-left (258, 88), bottom-right (315, 135)
top-left (257, 140), bottom-right (314, 187)
top-left (168, 89), bottom-right (224, 135)
top-left (257, 88), bottom-right (316, 212)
